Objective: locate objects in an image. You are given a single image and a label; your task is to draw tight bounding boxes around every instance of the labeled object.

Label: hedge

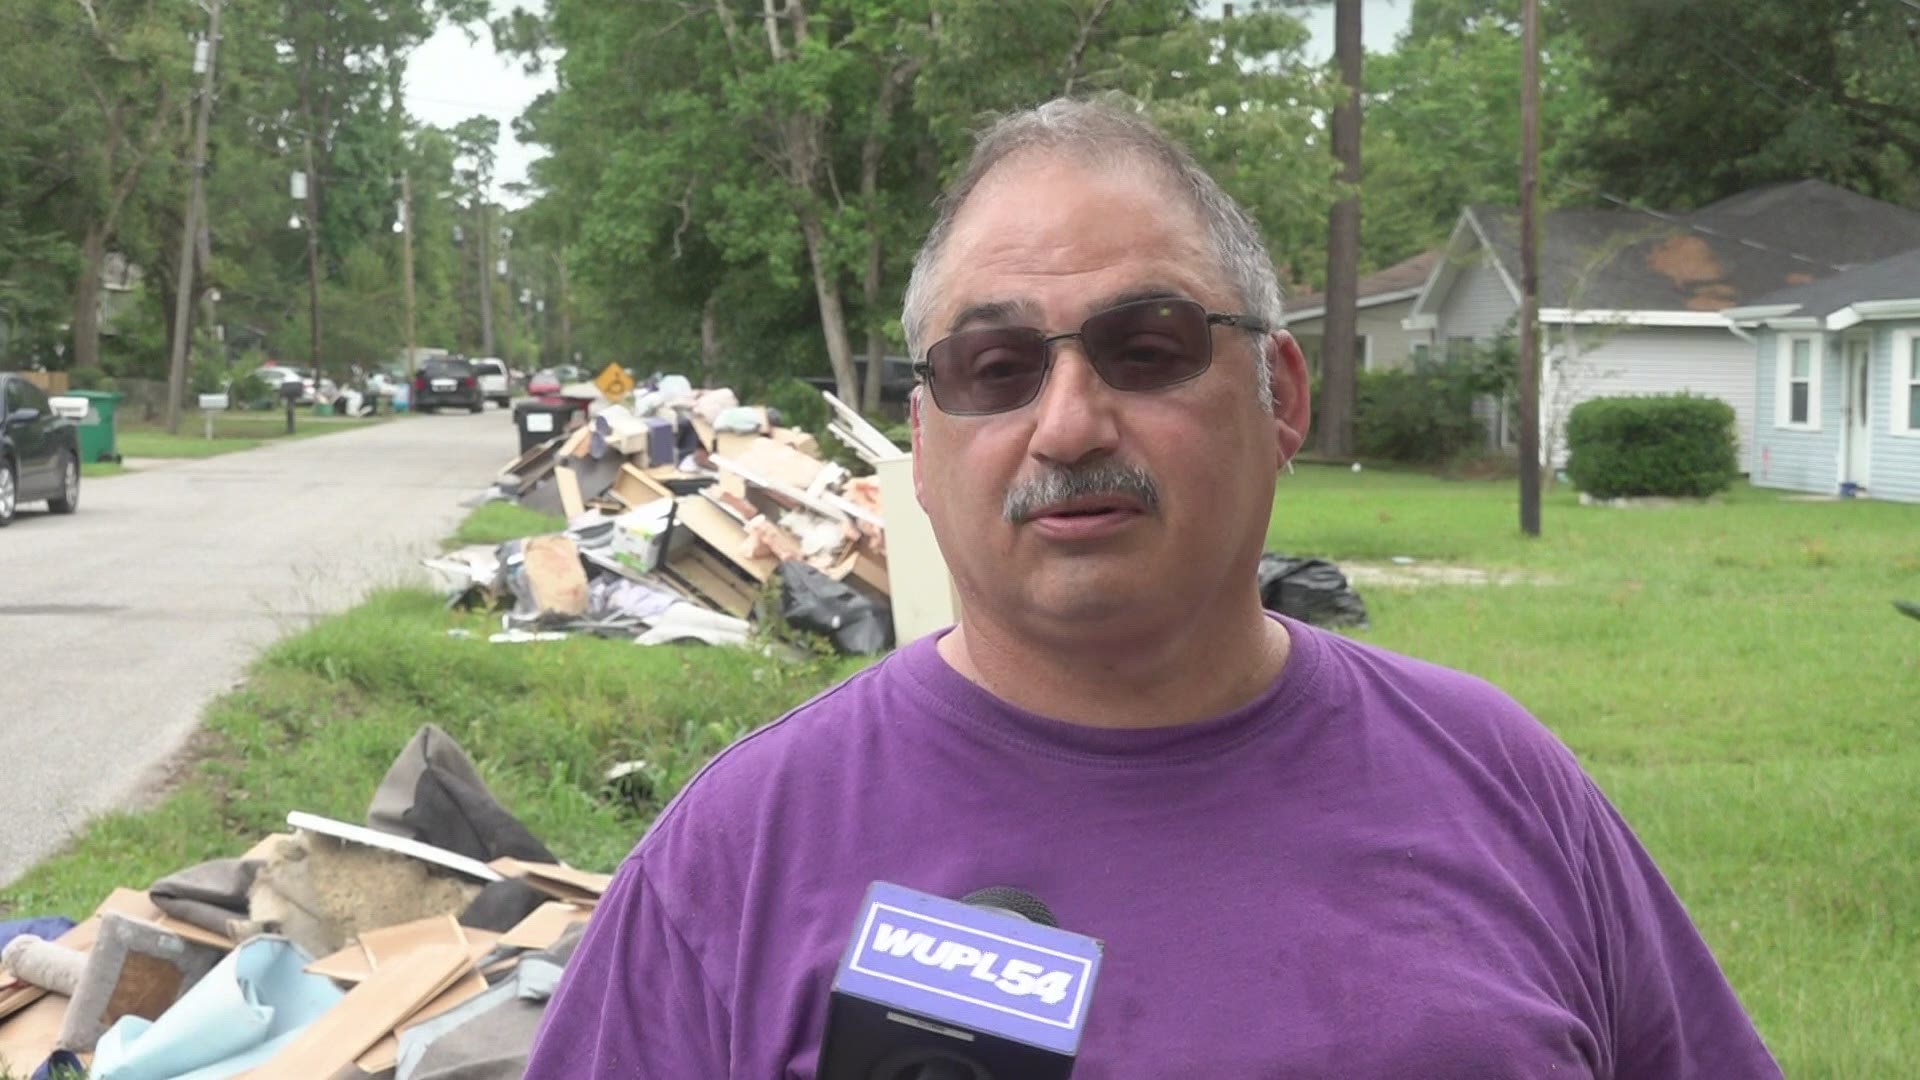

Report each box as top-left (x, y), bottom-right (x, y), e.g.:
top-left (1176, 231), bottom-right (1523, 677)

top-left (1565, 394), bottom-right (1738, 499)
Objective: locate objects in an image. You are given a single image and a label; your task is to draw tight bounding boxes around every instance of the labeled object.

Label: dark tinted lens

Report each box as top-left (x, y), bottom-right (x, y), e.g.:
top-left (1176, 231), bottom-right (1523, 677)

top-left (929, 327), bottom-right (1049, 414)
top-left (1082, 298), bottom-right (1211, 391)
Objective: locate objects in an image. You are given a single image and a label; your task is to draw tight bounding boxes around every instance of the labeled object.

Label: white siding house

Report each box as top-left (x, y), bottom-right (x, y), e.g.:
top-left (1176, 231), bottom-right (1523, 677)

top-left (1728, 248), bottom-right (1920, 503)
top-left (1405, 183), bottom-right (1920, 471)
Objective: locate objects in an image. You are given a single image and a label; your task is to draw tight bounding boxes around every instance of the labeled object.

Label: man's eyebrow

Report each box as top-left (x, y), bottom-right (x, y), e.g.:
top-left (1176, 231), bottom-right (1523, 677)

top-left (948, 298), bottom-right (1041, 333)
top-left (945, 286), bottom-right (1194, 334)
top-left (1090, 286), bottom-right (1189, 313)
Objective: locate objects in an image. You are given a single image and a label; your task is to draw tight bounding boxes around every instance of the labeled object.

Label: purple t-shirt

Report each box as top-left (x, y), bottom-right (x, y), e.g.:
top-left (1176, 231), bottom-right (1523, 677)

top-left (528, 617), bottom-right (1780, 1078)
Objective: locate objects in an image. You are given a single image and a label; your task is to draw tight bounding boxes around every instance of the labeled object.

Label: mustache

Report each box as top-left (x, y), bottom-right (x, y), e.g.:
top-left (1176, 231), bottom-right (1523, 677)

top-left (1003, 460), bottom-right (1162, 523)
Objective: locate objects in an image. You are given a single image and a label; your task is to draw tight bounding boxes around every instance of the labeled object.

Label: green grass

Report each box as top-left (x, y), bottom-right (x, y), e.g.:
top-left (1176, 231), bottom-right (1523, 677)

top-left (4, 468), bottom-right (1915, 1076)
top-left (80, 461), bottom-right (125, 478)
top-left (449, 501), bottom-right (566, 546)
top-left (115, 412), bottom-right (386, 459)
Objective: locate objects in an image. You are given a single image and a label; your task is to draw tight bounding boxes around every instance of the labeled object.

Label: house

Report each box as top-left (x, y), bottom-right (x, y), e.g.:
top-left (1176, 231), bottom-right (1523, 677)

top-left (1280, 250), bottom-right (1439, 375)
top-left (1403, 181), bottom-right (1920, 467)
top-left (1723, 247), bottom-right (1920, 502)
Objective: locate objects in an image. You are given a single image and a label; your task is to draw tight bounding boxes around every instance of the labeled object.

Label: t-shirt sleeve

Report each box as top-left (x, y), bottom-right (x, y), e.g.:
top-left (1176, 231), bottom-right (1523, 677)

top-left (526, 857), bottom-right (731, 1078)
top-left (1577, 778), bottom-right (1782, 1078)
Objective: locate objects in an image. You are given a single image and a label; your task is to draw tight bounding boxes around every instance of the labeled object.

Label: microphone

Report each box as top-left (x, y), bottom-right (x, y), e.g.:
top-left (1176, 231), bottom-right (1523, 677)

top-left (816, 882), bottom-right (1104, 1080)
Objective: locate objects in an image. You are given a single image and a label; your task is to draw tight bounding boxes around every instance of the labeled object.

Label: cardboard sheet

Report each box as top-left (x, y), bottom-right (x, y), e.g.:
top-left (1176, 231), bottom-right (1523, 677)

top-left (0, 992), bottom-right (72, 1075)
top-left (487, 859), bottom-right (613, 905)
top-left (499, 902), bottom-right (592, 951)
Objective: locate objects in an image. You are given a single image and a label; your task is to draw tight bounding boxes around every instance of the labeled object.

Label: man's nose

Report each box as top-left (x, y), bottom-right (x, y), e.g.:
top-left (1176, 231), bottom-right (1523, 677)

top-left (1026, 342), bottom-right (1121, 467)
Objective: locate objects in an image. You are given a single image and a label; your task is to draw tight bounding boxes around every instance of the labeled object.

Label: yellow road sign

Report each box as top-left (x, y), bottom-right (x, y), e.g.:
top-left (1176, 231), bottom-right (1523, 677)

top-left (593, 363), bottom-right (635, 400)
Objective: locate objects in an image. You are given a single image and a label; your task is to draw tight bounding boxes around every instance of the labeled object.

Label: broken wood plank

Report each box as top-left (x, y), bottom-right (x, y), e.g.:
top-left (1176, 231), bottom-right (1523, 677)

top-left (610, 463), bottom-right (674, 508)
top-left (676, 495), bottom-right (778, 583)
top-left (556, 464), bottom-right (586, 519)
top-left (247, 944), bottom-right (468, 1079)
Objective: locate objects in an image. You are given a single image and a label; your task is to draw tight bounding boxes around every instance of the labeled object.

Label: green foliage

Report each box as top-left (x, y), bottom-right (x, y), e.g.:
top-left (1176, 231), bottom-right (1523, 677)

top-left (1565, 394), bottom-right (1739, 499)
top-left (1355, 337), bottom-right (1513, 465)
top-left (1360, 0), bottom-right (1602, 275)
top-left (1559, 0), bottom-right (1920, 207)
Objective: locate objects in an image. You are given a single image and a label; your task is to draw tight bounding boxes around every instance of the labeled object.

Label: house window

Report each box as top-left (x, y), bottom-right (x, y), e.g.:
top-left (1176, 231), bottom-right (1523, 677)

top-left (1902, 335), bottom-right (1920, 435)
top-left (1446, 337), bottom-right (1474, 364)
top-left (1356, 334), bottom-right (1372, 372)
top-left (1777, 334), bottom-right (1821, 430)
top-left (1411, 342), bottom-right (1431, 367)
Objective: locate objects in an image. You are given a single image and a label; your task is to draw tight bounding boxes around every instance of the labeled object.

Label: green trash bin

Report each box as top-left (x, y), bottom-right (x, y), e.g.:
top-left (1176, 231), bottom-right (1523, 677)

top-left (67, 389), bottom-right (124, 464)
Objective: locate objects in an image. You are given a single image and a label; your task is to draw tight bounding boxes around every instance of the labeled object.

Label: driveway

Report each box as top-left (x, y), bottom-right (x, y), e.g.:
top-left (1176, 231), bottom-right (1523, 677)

top-left (0, 409), bottom-right (514, 886)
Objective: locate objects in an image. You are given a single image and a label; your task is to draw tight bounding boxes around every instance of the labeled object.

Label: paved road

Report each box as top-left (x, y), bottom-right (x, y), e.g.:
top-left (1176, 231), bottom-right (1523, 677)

top-left (0, 410), bottom-right (513, 886)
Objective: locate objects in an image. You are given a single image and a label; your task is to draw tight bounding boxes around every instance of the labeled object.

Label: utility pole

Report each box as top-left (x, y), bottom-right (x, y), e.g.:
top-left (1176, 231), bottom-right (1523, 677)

top-left (1320, 0), bottom-right (1363, 460)
top-left (303, 131), bottom-right (323, 375)
top-left (164, 0), bottom-right (220, 435)
top-left (401, 169), bottom-right (417, 379)
top-left (1518, 0), bottom-right (1542, 537)
top-left (476, 199), bottom-right (494, 357)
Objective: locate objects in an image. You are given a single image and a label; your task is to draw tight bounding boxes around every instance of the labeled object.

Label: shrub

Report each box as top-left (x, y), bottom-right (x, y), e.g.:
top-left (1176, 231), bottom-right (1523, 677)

top-left (1355, 367), bottom-right (1484, 464)
top-left (1564, 394), bottom-right (1738, 499)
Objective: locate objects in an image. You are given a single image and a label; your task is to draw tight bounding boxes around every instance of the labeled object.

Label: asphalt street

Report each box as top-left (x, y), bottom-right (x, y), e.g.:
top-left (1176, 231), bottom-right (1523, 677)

top-left (0, 409), bottom-right (512, 886)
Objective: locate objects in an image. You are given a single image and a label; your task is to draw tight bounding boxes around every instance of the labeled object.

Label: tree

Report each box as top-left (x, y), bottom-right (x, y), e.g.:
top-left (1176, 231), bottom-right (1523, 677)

top-left (1320, 0), bottom-right (1362, 458)
top-left (513, 0), bottom-right (1332, 416)
top-left (1561, 0), bottom-right (1920, 208)
top-left (1360, 0), bottom-right (1600, 267)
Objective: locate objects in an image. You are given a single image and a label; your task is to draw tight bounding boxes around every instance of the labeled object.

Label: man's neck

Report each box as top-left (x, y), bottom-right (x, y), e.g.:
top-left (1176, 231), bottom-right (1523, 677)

top-left (936, 600), bottom-right (1292, 730)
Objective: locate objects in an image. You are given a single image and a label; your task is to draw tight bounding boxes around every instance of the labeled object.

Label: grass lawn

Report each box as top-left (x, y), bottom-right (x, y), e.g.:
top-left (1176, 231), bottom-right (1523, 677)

top-left (449, 501), bottom-right (566, 546)
top-left (2, 466), bottom-right (1913, 1075)
top-left (79, 461), bottom-right (125, 478)
top-left (115, 411), bottom-right (389, 459)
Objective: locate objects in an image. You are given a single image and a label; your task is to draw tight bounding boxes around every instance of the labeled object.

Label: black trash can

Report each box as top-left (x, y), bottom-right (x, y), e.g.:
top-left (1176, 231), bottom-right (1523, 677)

top-left (513, 398), bottom-right (587, 453)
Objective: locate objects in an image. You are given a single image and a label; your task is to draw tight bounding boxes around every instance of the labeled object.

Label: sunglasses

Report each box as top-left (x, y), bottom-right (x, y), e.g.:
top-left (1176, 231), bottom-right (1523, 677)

top-left (913, 297), bottom-right (1270, 416)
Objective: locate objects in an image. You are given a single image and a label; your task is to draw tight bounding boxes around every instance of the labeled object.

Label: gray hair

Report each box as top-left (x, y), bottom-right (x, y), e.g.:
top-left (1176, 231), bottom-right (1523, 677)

top-left (901, 96), bottom-right (1283, 409)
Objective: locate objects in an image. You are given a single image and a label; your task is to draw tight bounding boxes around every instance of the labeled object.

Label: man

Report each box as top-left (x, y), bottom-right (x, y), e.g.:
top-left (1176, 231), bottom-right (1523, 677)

top-left (528, 99), bottom-right (1780, 1077)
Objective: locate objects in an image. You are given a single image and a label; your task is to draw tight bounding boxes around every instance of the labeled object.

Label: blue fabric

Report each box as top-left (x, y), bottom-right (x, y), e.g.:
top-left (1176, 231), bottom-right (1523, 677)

top-left (31, 1050), bottom-right (82, 1080)
top-left (88, 936), bottom-right (344, 1080)
top-left (0, 916), bottom-right (77, 953)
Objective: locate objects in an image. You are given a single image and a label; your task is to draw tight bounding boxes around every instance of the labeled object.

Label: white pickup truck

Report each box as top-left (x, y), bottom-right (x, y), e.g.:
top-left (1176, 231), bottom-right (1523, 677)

top-left (471, 358), bottom-right (512, 409)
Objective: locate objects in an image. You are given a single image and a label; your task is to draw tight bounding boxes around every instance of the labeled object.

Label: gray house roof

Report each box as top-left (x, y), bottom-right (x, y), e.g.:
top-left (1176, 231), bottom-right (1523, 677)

top-left (1735, 246), bottom-right (1920, 318)
top-left (1463, 180), bottom-right (1920, 314)
top-left (1286, 250), bottom-right (1441, 320)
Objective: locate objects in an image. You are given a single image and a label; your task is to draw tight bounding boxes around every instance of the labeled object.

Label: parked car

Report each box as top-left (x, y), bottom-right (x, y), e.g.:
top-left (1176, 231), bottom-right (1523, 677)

top-left (253, 366), bottom-right (315, 405)
top-left (0, 373), bottom-right (81, 526)
top-left (470, 357), bottom-right (512, 409)
top-left (412, 358), bottom-right (484, 413)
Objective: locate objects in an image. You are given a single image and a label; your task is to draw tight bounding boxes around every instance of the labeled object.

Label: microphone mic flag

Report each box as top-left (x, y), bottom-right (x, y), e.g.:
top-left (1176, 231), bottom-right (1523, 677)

top-left (816, 882), bottom-right (1104, 1080)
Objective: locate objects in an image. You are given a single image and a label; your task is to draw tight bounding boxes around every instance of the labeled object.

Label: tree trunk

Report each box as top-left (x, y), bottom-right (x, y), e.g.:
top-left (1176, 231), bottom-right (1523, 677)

top-left (1319, 0), bottom-right (1363, 459)
top-left (71, 227), bottom-right (107, 371)
top-left (798, 206), bottom-right (858, 405)
top-left (700, 291), bottom-right (721, 388)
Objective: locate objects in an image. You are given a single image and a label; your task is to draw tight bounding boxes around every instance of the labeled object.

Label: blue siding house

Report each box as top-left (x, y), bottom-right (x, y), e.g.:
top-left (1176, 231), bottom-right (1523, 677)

top-left (1725, 248), bottom-right (1920, 502)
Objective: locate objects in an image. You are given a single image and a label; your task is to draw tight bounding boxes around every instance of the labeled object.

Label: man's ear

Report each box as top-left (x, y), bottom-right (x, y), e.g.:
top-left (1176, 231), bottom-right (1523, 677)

top-left (1267, 330), bottom-right (1312, 466)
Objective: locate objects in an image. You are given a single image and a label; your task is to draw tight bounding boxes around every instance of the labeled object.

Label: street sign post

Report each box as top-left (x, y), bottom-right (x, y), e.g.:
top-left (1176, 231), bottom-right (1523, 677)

top-left (593, 363), bottom-right (635, 401)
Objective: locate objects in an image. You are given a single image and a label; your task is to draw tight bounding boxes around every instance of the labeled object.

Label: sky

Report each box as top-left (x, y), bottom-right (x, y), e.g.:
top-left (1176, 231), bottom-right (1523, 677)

top-left (403, 1), bottom-right (1415, 207)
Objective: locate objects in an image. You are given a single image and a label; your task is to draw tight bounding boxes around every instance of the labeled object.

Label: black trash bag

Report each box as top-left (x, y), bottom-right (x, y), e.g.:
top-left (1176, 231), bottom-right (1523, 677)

top-left (776, 561), bottom-right (895, 655)
top-left (1257, 554), bottom-right (1369, 629)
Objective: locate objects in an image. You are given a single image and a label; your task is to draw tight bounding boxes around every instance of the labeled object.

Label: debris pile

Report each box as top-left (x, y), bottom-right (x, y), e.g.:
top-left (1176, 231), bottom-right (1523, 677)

top-left (435, 379), bottom-right (904, 654)
top-left (0, 725), bottom-right (605, 1079)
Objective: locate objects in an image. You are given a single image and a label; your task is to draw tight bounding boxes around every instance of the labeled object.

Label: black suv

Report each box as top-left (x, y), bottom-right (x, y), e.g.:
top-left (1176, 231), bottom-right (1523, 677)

top-left (0, 373), bottom-right (81, 526)
top-left (412, 358), bottom-right (485, 413)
